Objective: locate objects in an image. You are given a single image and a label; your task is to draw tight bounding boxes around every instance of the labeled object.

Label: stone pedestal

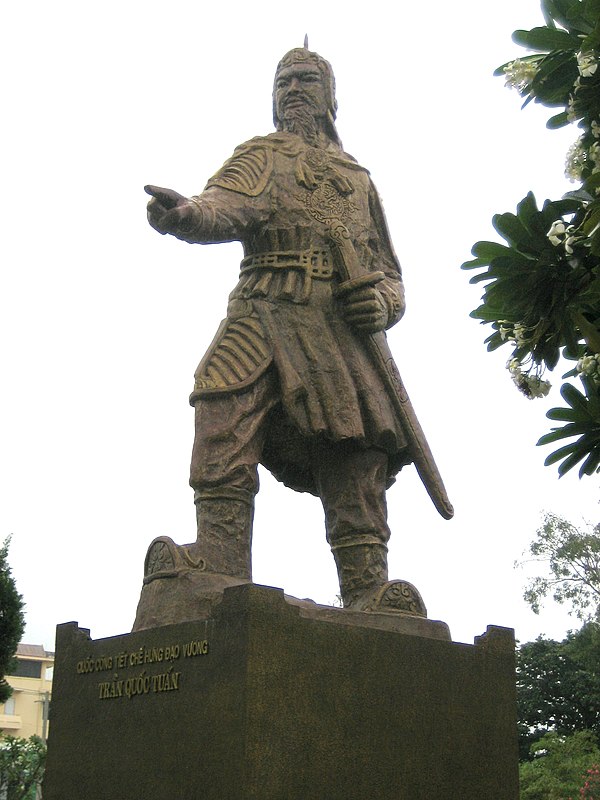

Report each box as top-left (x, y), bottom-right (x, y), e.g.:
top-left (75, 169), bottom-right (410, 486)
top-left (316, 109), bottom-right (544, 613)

top-left (43, 584), bottom-right (519, 800)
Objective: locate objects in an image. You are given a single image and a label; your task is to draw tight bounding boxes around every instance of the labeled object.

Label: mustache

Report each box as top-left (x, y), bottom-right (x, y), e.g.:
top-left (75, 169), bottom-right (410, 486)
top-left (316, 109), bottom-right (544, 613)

top-left (282, 92), bottom-right (318, 110)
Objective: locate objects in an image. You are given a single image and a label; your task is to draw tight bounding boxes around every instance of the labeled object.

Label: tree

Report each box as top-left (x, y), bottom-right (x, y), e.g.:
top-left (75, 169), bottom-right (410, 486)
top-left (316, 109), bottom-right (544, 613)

top-left (462, 0), bottom-right (600, 477)
top-left (0, 537), bottom-right (25, 704)
top-left (517, 625), bottom-right (600, 760)
top-left (519, 730), bottom-right (600, 800)
top-left (0, 736), bottom-right (46, 800)
top-left (517, 512), bottom-right (600, 621)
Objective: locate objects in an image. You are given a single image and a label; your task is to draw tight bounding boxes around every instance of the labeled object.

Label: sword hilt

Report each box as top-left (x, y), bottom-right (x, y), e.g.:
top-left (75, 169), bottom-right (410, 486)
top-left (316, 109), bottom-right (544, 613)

top-left (335, 271), bottom-right (385, 297)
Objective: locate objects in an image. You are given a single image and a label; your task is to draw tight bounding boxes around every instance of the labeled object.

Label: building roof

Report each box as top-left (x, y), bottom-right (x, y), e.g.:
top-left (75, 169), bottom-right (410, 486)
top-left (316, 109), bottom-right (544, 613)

top-left (16, 644), bottom-right (54, 659)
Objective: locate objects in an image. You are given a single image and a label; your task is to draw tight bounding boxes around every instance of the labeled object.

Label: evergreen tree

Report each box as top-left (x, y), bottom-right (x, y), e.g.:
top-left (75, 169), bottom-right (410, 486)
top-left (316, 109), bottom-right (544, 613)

top-left (0, 537), bottom-right (25, 704)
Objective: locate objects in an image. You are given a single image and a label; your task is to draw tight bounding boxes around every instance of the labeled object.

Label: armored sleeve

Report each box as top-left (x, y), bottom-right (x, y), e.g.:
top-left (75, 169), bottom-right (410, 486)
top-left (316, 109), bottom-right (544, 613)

top-left (176, 139), bottom-right (273, 244)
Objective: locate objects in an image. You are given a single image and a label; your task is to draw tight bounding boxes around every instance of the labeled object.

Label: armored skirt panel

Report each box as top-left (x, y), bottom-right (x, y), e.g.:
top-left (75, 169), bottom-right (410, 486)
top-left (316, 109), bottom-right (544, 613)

top-left (191, 274), bottom-right (409, 495)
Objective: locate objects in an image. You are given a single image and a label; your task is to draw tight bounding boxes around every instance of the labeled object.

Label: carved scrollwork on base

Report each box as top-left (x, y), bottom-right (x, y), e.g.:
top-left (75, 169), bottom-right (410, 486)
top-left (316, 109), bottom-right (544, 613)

top-left (361, 580), bottom-right (427, 617)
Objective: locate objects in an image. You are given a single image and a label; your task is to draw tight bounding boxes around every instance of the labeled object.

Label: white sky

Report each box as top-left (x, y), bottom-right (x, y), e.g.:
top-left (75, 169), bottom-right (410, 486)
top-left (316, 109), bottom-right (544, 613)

top-left (1, 0), bottom-right (598, 650)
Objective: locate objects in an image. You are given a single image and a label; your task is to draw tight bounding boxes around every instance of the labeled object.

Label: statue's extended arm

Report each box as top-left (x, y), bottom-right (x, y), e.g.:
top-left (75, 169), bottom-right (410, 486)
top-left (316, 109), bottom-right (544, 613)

top-left (145, 183), bottom-right (268, 245)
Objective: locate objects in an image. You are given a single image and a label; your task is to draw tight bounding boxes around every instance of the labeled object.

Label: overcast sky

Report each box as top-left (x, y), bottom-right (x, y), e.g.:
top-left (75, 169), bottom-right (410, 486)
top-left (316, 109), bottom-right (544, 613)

top-left (1, 0), bottom-right (597, 650)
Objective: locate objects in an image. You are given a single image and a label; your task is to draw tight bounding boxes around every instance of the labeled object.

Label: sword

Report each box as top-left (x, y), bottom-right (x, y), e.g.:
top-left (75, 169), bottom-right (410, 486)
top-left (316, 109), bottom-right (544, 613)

top-left (328, 220), bottom-right (454, 520)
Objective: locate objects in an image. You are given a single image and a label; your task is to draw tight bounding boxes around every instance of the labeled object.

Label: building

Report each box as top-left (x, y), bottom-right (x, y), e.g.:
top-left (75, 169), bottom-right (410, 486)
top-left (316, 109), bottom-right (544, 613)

top-left (0, 645), bottom-right (53, 741)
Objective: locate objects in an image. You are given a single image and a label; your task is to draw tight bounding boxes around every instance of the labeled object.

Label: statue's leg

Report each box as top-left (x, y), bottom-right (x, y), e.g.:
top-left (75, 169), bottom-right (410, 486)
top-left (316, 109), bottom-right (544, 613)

top-left (311, 441), bottom-right (391, 608)
top-left (188, 371), bottom-right (278, 580)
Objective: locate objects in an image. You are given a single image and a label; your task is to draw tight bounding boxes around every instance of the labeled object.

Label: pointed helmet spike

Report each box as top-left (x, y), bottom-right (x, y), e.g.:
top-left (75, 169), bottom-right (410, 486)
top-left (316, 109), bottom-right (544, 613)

top-left (304, 34), bottom-right (309, 50)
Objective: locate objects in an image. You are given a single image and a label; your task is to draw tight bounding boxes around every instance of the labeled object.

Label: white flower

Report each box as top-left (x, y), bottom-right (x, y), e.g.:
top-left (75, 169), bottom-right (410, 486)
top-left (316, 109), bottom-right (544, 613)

top-left (525, 376), bottom-right (551, 398)
top-left (577, 51), bottom-right (598, 78)
top-left (565, 137), bottom-right (587, 181)
top-left (503, 59), bottom-right (539, 93)
top-left (547, 220), bottom-right (567, 245)
top-left (514, 322), bottom-right (531, 346)
top-left (507, 357), bottom-right (522, 376)
top-left (577, 354), bottom-right (600, 384)
top-left (567, 95), bottom-right (580, 122)
top-left (507, 358), bottom-right (551, 398)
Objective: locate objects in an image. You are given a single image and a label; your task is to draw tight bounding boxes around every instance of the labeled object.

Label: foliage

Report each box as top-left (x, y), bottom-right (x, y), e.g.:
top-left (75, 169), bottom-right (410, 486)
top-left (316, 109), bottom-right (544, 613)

top-left (0, 537), bottom-right (25, 704)
top-left (462, 0), bottom-right (600, 477)
top-left (0, 736), bottom-right (46, 800)
top-left (517, 512), bottom-right (600, 620)
top-left (519, 730), bottom-right (600, 800)
top-left (517, 625), bottom-right (600, 760)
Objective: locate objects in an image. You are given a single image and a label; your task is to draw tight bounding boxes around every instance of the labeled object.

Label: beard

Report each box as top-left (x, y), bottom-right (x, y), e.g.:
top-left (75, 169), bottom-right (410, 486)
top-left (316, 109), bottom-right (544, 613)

top-left (281, 104), bottom-right (320, 145)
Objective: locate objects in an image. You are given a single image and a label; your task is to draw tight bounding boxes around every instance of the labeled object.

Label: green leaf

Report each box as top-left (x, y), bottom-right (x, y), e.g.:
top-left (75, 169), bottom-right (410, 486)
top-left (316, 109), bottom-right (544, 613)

top-left (517, 192), bottom-right (553, 242)
top-left (493, 212), bottom-right (538, 252)
top-left (538, 422), bottom-right (595, 444)
top-left (542, 197), bottom-right (585, 219)
top-left (468, 271), bottom-right (495, 285)
top-left (558, 447), bottom-right (588, 476)
top-left (584, 172), bottom-right (600, 195)
top-left (543, 440), bottom-right (582, 465)
top-left (546, 111), bottom-right (571, 129)
top-left (512, 27), bottom-right (581, 52)
top-left (547, 407), bottom-right (578, 422)
top-left (461, 241), bottom-right (515, 270)
top-left (581, 203), bottom-right (600, 237)
top-left (579, 447), bottom-right (600, 475)
top-left (561, 382), bottom-right (591, 415)
top-left (531, 50), bottom-right (579, 105)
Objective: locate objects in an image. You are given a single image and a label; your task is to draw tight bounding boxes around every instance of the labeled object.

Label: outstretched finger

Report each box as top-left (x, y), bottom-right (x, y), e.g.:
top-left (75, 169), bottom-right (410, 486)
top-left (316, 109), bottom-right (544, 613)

top-left (144, 185), bottom-right (185, 209)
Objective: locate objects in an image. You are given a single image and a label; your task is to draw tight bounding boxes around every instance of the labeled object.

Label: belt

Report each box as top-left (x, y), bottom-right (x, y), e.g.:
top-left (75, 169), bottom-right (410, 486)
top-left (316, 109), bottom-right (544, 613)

top-left (240, 249), bottom-right (335, 279)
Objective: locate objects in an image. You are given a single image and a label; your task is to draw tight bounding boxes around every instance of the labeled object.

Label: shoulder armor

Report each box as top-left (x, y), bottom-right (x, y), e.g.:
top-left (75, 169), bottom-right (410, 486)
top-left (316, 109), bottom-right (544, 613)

top-left (205, 140), bottom-right (273, 197)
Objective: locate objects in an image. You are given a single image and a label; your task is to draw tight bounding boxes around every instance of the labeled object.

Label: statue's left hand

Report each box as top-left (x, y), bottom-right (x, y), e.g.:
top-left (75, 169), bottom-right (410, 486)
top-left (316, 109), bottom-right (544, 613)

top-left (339, 285), bottom-right (388, 333)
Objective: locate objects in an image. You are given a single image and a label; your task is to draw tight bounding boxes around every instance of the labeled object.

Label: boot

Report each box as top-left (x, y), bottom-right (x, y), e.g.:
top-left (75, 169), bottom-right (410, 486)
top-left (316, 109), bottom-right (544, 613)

top-left (185, 488), bottom-right (254, 580)
top-left (331, 536), bottom-right (427, 617)
top-left (331, 537), bottom-right (389, 608)
top-left (135, 491), bottom-right (254, 630)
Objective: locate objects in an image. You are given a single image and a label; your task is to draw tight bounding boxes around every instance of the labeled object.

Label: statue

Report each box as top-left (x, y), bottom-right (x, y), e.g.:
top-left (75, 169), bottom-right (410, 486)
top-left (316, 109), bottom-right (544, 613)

top-left (141, 44), bottom-right (453, 620)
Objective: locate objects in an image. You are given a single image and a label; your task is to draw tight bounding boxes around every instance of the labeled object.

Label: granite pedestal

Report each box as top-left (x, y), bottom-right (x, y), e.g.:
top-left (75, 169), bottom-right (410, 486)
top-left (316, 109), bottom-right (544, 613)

top-left (43, 583), bottom-right (518, 800)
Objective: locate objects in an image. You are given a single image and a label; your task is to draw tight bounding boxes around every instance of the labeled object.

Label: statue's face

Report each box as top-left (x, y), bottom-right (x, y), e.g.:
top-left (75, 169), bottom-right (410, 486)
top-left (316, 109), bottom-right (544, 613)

top-left (274, 62), bottom-right (329, 122)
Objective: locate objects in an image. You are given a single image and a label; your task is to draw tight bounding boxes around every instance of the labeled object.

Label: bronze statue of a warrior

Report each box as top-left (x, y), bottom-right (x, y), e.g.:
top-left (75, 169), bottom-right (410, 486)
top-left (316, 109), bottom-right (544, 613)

top-left (143, 44), bottom-right (453, 620)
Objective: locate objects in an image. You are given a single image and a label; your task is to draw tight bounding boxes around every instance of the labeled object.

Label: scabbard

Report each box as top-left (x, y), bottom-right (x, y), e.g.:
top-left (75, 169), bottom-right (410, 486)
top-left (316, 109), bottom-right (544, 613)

top-left (329, 221), bottom-right (454, 520)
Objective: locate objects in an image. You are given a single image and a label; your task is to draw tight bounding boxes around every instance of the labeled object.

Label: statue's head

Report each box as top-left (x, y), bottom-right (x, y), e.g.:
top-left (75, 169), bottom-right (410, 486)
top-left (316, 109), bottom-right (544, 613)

top-left (273, 45), bottom-right (341, 146)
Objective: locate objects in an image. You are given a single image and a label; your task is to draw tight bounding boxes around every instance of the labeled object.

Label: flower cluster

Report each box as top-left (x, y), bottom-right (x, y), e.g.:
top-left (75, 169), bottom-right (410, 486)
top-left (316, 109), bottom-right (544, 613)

top-left (565, 137), bottom-right (589, 181)
top-left (578, 765), bottom-right (600, 799)
top-left (577, 353), bottom-right (600, 385)
top-left (547, 219), bottom-right (580, 254)
top-left (503, 59), bottom-right (539, 93)
top-left (507, 358), bottom-right (551, 399)
top-left (499, 320), bottom-right (535, 347)
top-left (577, 51), bottom-right (598, 79)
